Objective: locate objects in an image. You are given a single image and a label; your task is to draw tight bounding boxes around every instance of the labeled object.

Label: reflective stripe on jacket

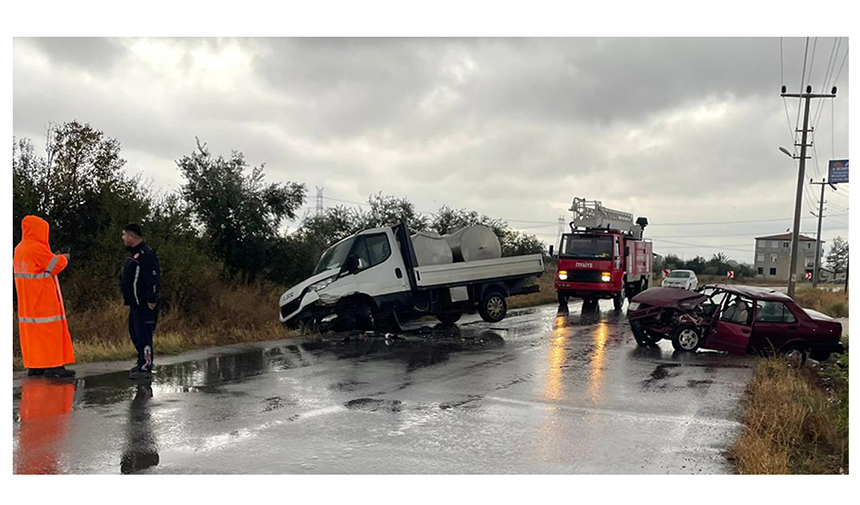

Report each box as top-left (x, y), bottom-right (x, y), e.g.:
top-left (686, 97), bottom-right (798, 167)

top-left (13, 216), bottom-right (75, 369)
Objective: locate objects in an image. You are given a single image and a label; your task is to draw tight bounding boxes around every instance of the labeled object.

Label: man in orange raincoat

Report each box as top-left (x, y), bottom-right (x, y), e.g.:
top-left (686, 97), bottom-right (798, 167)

top-left (13, 216), bottom-right (76, 377)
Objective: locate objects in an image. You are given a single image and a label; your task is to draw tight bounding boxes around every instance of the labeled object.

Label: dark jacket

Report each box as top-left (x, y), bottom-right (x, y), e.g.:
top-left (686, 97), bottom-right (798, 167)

top-left (121, 242), bottom-right (160, 307)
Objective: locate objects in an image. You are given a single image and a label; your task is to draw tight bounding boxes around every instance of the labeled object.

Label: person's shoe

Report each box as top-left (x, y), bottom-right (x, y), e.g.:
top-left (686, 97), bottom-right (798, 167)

top-left (129, 368), bottom-right (153, 381)
top-left (27, 368), bottom-right (45, 377)
top-left (43, 366), bottom-right (75, 378)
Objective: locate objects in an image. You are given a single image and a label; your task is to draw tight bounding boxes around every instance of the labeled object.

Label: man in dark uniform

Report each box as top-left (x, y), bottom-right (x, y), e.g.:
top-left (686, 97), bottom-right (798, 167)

top-left (120, 224), bottom-right (160, 381)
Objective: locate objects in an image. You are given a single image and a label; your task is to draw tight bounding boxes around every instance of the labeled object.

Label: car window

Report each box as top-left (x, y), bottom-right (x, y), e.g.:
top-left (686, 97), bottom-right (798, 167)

top-left (755, 301), bottom-right (797, 324)
top-left (720, 294), bottom-right (753, 325)
top-left (669, 271), bottom-right (690, 278)
top-left (365, 234), bottom-right (391, 266)
top-left (700, 289), bottom-right (726, 316)
top-left (352, 233), bottom-right (391, 271)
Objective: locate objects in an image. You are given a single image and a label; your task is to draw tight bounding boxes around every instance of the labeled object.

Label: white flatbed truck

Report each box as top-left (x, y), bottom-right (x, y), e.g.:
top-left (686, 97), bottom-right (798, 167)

top-left (279, 222), bottom-right (543, 331)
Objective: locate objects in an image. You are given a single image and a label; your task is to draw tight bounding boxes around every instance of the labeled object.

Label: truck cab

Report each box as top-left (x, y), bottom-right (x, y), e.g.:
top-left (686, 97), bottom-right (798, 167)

top-left (279, 223), bottom-right (544, 332)
top-left (554, 198), bottom-right (651, 311)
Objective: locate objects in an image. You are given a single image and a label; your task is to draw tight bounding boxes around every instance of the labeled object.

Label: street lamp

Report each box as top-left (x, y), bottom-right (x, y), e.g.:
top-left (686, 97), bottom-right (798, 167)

top-left (779, 146), bottom-right (793, 158)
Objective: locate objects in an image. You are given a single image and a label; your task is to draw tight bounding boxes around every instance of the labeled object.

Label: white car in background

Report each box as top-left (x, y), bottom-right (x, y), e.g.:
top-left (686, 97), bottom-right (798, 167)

top-left (661, 269), bottom-right (698, 290)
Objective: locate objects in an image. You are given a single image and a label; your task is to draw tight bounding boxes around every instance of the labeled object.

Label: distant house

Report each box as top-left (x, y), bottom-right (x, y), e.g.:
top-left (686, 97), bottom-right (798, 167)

top-left (753, 233), bottom-right (823, 282)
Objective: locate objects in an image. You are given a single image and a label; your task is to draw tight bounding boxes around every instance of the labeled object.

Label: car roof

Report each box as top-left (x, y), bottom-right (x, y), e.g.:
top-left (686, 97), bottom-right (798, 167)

top-left (710, 284), bottom-right (793, 302)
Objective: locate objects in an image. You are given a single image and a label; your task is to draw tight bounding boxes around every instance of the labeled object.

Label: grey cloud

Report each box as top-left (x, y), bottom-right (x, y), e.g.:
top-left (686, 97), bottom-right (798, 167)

top-left (19, 37), bottom-right (125, 74)
top-left (13, 37), bottom-right (850, 262)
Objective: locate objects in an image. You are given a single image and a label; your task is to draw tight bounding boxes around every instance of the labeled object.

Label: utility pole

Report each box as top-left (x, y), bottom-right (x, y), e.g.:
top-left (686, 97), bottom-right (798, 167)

top-left (556, 215), bottom-right (565, 254)
top-left (780, 84), bottom-right (837, 297)
top-left (810, 178), bottom-right (830, 288)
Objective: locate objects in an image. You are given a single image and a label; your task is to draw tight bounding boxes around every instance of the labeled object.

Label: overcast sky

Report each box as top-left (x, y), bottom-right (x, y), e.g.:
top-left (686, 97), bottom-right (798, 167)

top-left (12, 37), bottom-right (850, 263)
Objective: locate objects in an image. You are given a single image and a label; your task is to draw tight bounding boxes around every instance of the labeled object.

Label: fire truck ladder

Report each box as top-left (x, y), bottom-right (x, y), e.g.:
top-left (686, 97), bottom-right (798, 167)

top-left (569, 198), bottom-right (644, 239)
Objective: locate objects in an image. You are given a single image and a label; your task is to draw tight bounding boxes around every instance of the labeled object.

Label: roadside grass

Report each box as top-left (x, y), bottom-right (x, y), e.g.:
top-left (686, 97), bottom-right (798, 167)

top-left (508, 264), bottom-right (558, 309)
top-left (793, 285), bottom-right (849, 317)
top-left (730, 352), bottom-right (849, 474)
top-left (12, 282), bottom-right (297, 371)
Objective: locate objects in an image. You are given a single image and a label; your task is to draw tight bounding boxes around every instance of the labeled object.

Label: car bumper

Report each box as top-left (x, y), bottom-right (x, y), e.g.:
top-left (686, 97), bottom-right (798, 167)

top-left (811, 342), bottom-right (845, 355)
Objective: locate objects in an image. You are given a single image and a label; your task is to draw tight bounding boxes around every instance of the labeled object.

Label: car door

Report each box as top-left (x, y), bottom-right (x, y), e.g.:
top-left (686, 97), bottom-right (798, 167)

top-left (350, 231), bottom-right (409, 296)
top-left (705, 293), bottom-right (754, 354)
top-left (750, 300), bottom-right (799, 352)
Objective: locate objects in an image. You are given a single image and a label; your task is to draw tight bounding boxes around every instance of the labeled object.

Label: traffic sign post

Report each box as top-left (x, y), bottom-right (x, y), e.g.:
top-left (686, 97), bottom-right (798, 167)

top-left (828, 159), bottom-right (849, 184)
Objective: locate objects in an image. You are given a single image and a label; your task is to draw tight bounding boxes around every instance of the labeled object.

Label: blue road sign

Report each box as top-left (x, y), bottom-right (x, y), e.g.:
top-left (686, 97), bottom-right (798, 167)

top-left (829, 159), bottom-right (849, 184)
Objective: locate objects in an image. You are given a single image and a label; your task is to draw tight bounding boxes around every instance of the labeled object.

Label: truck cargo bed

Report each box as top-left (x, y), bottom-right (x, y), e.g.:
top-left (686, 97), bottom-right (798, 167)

top-left (414, 254), bottom-right (543, 288)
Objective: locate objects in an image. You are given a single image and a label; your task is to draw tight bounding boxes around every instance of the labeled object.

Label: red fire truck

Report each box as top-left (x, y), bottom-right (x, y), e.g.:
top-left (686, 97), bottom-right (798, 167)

top-left (553, 198), bottom-right (652, 311)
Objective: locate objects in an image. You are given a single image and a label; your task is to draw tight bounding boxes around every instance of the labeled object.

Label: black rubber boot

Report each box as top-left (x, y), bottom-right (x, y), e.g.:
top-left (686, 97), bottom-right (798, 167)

top-left (129, 368), bottom-right (154, 381)
top-left (43, 366), bottom-right (76, 378)
top-left (27, 368), bottom-right (45, 377)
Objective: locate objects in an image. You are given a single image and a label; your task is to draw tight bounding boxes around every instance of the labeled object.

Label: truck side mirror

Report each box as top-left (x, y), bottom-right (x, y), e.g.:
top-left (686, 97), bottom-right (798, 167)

top-left (624, 246), bottom-right (630, 256)
top-left (548, 245), bottom-right (554, 257)
top-left (346, 256), bottom-right (359, 274)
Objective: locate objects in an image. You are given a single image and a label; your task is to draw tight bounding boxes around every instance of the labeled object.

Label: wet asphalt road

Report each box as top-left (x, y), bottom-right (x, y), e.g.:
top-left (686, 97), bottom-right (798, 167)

top-left (13, 300), bottom-right (755, 474)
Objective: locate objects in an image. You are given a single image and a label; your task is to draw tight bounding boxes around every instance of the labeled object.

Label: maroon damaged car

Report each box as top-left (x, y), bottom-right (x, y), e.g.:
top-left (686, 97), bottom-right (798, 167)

top-left (626, 285), bottom-right (844, 363)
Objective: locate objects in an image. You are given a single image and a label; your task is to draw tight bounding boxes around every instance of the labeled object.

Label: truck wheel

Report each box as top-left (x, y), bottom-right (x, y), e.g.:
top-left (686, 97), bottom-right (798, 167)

top-left (436, 312), bottom-right (462, 325)
top-left (558, 293), bottom-right (569, 305)
top-left (612, 292), bottom-right (624, 311)
top-left (671, 325), bottom-right (701, 352)
top-left (479, 291), bottom-right (507, 323)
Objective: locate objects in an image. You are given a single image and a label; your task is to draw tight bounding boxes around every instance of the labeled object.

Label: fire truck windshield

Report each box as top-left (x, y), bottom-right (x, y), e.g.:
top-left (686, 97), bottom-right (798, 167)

top-left (561, 235), bottom-right (613, 259)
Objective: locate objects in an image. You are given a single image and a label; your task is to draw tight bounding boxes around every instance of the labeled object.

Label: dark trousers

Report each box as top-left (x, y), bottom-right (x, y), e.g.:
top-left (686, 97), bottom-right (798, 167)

top-left (129, 305), bottom-right (158, 371)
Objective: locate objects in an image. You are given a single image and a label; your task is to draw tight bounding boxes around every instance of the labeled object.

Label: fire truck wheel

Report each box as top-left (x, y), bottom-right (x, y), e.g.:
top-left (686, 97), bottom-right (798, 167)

top-left (671, 325), bottom-right (701, 352)
top-left (612, 292), bottom-right (624, 310)
top-left (557, 293), bottom-right (569, 305)
top-left (479, 291), bottom-right (507, 322)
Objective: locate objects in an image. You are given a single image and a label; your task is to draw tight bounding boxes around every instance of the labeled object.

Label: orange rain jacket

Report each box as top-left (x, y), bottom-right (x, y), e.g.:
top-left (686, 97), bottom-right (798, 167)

top-left (13, 216), bottom-right (75, 369)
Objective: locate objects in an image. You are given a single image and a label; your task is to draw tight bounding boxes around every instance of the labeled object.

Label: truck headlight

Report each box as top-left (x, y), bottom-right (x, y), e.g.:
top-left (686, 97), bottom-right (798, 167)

top-left (601, 272), bottom-right (611, 282)
top-left (309, 277), bottom-right (336, 292)
top-left (558, 270), bottom-right (568, 281)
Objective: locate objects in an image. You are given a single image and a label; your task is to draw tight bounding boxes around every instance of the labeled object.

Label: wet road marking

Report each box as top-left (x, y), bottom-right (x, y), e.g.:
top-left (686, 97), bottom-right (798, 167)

top-left (483, 396), bottom-right (743, 429)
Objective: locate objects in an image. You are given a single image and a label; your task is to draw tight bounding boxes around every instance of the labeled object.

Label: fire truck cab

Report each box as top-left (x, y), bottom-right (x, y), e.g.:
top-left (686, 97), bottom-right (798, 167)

top-left (554, 198), bottom-right (652, 311)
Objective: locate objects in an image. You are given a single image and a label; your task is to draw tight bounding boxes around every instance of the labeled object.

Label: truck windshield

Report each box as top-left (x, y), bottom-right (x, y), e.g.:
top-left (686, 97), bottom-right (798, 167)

top-left (561, 235), bottom-right (613, 259)
top-left (313, 237), bottom-right (355, 275)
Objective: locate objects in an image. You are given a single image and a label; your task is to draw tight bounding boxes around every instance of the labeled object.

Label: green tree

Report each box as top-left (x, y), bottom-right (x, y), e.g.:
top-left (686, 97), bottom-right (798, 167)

top-left (500, 231), bottom-right (546, 257)
top-left (430, 205), bottom-right (507, 237)
top-left (826, 236), bottom-right (849, 273)
top-left (358, 192), bottom-right (429, 232)
top-left (13, 122), bottom-right (152, 309)
top-left (177, 140), bottom-right (306, 281)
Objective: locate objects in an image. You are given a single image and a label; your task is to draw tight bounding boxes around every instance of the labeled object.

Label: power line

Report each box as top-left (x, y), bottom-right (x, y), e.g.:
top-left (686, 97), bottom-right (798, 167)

top-left (793, 37), bottom-right (811, 143)
top-left (780, 38), bottom-right (796, 143)
top-left (649, 237), bottom-right (754, 254)
top-left (649, 213), bottom-right (847, 227)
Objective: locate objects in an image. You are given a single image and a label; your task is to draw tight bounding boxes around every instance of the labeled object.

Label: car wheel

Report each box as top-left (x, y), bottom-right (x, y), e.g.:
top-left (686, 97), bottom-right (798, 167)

top-left (781, 345), bottom-right (808, 368)
top-left (479, 291), bottom-right (507, 323)
top-left (671, 325), bottom-right (701, 352)
top-left (436, 312), bottom-right (462, 326)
